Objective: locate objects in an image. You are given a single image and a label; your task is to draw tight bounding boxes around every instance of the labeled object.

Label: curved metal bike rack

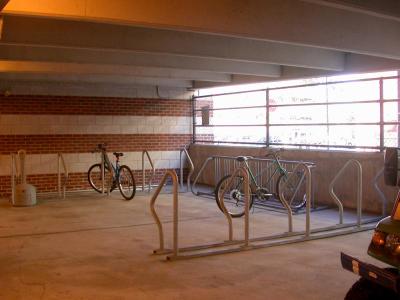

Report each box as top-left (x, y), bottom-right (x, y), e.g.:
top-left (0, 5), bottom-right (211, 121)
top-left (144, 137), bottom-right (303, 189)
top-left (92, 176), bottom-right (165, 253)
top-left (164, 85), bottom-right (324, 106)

top-left (329, 159), bottom-right (362, 226)
top-left (150, 158), bottom-right (379, 261)
top-left (191, 156), bottom-right (215, 196)
top-left (150, 170), bottom-right (179, 258)
top-left (57, 153), bottom-right (69, 199)
top-left (142, 150), bottom-right (155, 192)
top-left (179, 146), bottom-right (194, 192)
top-left (279, 163), bottom-right (312, 235)
top-left (10, 153), bottom-right (19, 204)
top-left (373, 167), bottom-right (389, 216)
top-left (218, 166), bottom-right (251, 246)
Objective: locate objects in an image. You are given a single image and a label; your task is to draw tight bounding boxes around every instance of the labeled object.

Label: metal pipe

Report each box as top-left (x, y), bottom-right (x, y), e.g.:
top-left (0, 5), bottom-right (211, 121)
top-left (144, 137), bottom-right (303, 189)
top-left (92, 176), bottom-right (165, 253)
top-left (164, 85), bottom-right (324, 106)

top-left (195, 139), bottom-right (383, 150)
top-left (142, 150), bottom-right (156, 192)
top-left (150, 170), bottom-right (179, 256)
top-left (329, 159), bottom-right (363, 225)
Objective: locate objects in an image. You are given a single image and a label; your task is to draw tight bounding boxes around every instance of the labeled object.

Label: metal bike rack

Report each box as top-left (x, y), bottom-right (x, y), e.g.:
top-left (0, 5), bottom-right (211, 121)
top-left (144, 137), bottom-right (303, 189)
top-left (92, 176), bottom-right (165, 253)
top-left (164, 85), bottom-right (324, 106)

top-left (191, 155), bottom-right (315, 206)
top-left (57, 153), bottom-right (69, 199)
top-left (10, 153), bottom-right (19, 204)
top-left (179, 146), bottom-right (194, 192)
top-left (218, 166), bottom-right (252, 247)
top-left (142, 150), bottom-right (155, 192)
top-left (150, 170), bottom-right (179, 258)
top-left (151, 161), bottom-right (379, 260)
top-left (278, 163), bottom-right (313, 235)
top-left (372, 167), bottom-right (389, 216)
top-left (329, 159), bottom-right (362, 226)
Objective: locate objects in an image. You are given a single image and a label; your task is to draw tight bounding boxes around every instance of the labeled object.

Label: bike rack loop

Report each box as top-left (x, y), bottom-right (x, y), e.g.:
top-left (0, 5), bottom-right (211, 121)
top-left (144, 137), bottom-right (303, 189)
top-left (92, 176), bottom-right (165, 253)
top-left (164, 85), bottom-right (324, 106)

top-left (150, 169), bottom-right (179, 257)
top-left (329, 159), bottom-right (362, 226)
top-left (179, 146), bottom-right (194, 192)
top-left (142, 150), bottom-right (155, 192)
top-left (372, 167), bottom-right (388, 216)
top-left (191, 156), bottom-right (215, 195)
top-left (57, 153), bottom-right (69, 199)
top-left (218, 166), bottom-right (251, 246)
top-left (278, 163), bottom-right (312, 236)
top-left (10, 153), bottom-right (18, 204)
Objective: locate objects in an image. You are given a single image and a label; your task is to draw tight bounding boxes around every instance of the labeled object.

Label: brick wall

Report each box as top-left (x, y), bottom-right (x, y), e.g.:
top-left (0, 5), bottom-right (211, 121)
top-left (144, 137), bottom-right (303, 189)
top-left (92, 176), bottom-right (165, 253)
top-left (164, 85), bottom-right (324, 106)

top-left (0, 95), bottom-right (193, 198)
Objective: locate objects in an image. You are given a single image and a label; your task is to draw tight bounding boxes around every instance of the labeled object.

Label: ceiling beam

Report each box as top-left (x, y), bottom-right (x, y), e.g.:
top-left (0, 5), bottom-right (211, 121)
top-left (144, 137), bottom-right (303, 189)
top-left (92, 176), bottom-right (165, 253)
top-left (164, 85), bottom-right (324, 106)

top-left (0, 73), bottom-right (193, 88)
top-left (0, 14), bottom-right (345, 71)
top-left (0, 44), bottom-right (282, 77)
top-left (3, 0), bottom-right (400, 60)
top-left (302, 0), bottom-right (400, 21)
top-left (0, 60), bottom-right (232, 82)
top-left (0, 80), bottom-right (193, 98)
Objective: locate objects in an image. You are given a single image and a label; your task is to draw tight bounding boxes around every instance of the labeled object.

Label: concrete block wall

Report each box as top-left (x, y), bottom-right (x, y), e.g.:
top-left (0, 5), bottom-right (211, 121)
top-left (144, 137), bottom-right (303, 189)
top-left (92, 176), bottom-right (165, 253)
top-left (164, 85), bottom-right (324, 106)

top-left (0, 95), bottom-right (193, 197)
top-left (188, 144), bottom-right (399, 214)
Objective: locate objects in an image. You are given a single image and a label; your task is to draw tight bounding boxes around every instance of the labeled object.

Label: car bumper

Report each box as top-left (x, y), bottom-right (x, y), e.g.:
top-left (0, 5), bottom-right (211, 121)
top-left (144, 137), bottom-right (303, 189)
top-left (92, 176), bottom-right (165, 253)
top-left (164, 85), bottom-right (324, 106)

top-left (341, 252), bottom-right (400, 293)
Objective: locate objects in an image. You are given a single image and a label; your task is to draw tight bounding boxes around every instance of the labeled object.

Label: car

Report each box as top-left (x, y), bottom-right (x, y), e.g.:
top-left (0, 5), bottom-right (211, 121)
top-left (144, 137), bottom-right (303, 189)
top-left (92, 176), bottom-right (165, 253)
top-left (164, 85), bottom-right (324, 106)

top-left (341, 147), bottom-right (400, 299)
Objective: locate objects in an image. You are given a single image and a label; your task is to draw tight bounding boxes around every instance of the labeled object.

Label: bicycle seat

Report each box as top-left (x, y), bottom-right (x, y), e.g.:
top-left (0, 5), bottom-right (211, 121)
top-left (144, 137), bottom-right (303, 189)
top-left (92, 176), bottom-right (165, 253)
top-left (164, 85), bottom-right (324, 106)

top-left (236, 156), bottom-right (249, 162)
top-left (113, 152), bottom-right (124, 158)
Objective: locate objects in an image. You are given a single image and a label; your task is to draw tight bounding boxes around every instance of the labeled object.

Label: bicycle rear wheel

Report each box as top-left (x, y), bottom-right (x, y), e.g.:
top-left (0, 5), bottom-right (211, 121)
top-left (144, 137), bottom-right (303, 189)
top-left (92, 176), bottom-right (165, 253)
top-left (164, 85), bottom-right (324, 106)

top-left (88, 163), bottom-right (112, 193)
top-left (215, 174), bottom-right (254, 218)
top-left (117, 165), bottom-right (136, 200)
top-left (276, 171), bottom-right (307, 210)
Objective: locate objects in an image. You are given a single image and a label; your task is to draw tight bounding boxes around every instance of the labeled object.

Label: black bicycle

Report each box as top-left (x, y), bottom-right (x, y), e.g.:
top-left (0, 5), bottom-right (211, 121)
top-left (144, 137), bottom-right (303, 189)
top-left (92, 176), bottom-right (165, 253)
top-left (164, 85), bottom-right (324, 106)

top-left (88, 144), bottom-right (136, 200)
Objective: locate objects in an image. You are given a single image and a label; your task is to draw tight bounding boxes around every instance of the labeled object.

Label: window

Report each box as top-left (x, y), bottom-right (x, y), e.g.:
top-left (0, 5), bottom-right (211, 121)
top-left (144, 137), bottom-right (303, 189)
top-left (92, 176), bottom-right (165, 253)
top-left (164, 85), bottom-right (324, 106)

top-left (194, 71), bottom-right (400, 150)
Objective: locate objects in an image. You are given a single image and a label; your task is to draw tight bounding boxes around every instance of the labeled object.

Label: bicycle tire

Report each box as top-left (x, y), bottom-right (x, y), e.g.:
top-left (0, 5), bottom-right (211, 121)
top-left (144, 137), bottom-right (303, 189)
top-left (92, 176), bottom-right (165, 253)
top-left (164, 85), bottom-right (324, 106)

top-left (117, 165), bottom-right (136, 200)
top-left (276, 172), bottom-right (307, 210)
top-left (215, 174), bottom-right (254, 218)
top-left (88, 163), bottom-right (112, 193)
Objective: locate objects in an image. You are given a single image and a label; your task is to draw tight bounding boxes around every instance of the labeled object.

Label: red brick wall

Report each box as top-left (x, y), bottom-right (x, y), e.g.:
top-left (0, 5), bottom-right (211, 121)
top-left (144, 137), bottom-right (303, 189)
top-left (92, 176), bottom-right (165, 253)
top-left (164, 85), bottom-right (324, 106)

top-left (0, 95), bottom-right (191, 116)
top-left (0, 95), bottom-right (193, 198)
top-left (0, 134), bottom-right (192, 154)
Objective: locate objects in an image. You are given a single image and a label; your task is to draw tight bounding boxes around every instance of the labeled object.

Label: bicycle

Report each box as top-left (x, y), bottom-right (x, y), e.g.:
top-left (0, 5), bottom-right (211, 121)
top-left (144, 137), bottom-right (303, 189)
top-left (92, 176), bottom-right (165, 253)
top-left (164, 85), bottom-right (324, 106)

top-left (87, 143), bottom-right (136, 200)
top-left (215, 152), bottom-right (307, 218)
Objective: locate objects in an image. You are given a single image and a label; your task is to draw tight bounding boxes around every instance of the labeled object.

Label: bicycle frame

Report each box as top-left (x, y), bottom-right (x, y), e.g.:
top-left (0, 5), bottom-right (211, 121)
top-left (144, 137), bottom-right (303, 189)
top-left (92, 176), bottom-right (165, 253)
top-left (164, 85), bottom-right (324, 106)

top-left (241, 155), bottom-right (287, 192)
top-left (96, 145), bottom-right (120, 193)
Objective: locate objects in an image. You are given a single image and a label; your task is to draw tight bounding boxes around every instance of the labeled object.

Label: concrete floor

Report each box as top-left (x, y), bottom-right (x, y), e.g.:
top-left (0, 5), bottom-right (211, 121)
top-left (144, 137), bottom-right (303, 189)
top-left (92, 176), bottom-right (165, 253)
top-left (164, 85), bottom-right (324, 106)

top-left (0, 190), bottom-right (383, 300)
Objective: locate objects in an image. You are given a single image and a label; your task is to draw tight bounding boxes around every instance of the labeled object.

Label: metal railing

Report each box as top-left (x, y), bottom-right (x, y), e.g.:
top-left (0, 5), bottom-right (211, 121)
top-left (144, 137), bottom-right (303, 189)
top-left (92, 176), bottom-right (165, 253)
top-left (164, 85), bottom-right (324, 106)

top-left (179, 146), bottom-right (194, 191)
top-left (142, 150), bottom-right (155, 192)
top-left (329, 159), bottom-right (362, 226)
top-left (57, 153), bottom-right (69, 199)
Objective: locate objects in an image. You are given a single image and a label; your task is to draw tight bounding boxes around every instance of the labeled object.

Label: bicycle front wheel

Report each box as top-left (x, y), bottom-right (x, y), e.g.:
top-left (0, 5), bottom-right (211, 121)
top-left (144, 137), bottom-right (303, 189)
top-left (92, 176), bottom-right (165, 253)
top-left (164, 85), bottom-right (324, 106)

top-left (117, 165), bottom-right (136, 200)
top-left (88, 163), bottom-right (112, 193)
top-left (276, 171), bottom-right (307, 210)
top-left (215, 174), bottom-right (254, 218)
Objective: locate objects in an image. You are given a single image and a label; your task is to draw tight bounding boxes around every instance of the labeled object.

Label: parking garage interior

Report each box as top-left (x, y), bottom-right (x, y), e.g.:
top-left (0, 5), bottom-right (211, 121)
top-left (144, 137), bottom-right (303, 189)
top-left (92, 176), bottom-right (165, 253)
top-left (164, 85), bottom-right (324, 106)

top-left (1, 1), bottom-right (400, 299)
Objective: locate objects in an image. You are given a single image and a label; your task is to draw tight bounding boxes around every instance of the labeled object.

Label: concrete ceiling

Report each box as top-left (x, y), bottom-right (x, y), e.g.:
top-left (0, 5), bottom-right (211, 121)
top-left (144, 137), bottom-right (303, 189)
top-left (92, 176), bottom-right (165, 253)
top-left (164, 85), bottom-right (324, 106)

top-left (0, 0), bottom-right (399, 91)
